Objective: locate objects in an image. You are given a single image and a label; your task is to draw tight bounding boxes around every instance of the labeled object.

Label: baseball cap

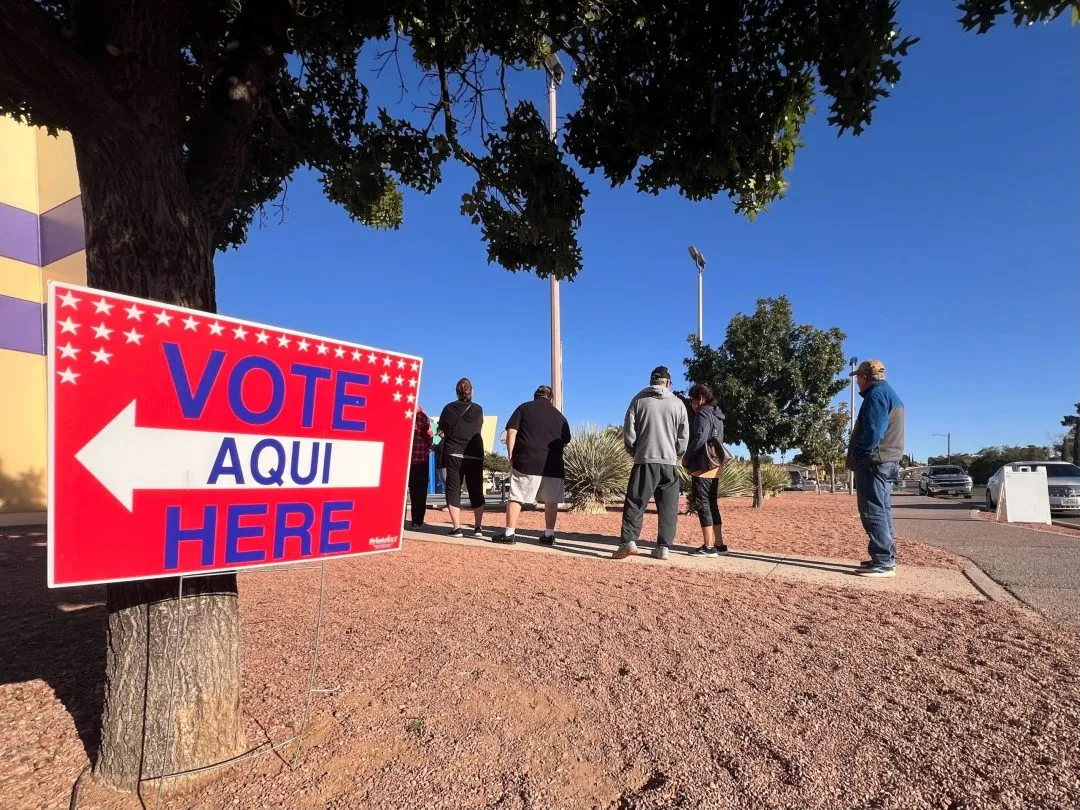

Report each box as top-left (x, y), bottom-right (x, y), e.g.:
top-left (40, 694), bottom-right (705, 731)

top-left (851, 359), bottom-right (886, 381)
top-left (650, 366), bottom-right (672, 384)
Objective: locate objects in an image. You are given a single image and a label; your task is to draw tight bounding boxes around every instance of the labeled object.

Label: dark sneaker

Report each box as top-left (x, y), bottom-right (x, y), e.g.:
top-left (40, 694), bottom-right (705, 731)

top-left (538, 534), bottom-right (556, 547)
top-left (448, 527), bottom-right (465, 538)
top-left (612, 542), bottom-right (639, 560)
top-left (689, 545), bottom-right (718, 557)
top-left (491, 530), bottom-right (516, 545)
top-left (651, 544), bottom-right (670, 561)
top-left (855, 565), bottom-right (895, 578)
top-left (715, 545), bottom-right (729, 555)
top-left (859, 559), bottom-right (875, 568)
top-left (471, 527), bottom-right (485, 539)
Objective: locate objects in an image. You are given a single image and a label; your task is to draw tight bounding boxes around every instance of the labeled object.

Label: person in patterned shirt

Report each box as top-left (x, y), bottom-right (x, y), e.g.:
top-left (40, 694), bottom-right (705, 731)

top-left (408, 406), bottom-right (434, 528)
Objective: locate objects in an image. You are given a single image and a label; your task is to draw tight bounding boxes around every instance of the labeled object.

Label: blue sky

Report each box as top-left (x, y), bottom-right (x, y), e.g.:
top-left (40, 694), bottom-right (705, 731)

top-left (216, 6), bottom-right (1078, 464)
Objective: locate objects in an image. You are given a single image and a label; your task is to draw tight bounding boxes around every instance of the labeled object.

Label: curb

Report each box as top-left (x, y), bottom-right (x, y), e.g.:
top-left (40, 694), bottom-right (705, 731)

top-left (961, 562), bottom-right (1023, 607)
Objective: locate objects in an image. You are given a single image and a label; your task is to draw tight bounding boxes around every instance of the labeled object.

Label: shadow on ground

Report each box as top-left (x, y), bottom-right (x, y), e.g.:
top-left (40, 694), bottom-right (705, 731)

top-left (0, 525), bottom-right (106, 762)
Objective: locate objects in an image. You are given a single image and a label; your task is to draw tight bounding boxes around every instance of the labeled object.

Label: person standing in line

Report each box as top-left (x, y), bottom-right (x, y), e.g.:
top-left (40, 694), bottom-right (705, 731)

top-left (407, 406), bottom-right (433, 529)
top-left (438, 378), bottom-right (486, 538)
top-left (493, 385), bottom-right (572, 546)
top-left (433, 439), bottom-right (447, 494)
top-left (846, 359), bottom-right (905, 578)
top-left (613, 366), bottom-right (689, 561)
top-left (682, 383), bottom-right (729, 556)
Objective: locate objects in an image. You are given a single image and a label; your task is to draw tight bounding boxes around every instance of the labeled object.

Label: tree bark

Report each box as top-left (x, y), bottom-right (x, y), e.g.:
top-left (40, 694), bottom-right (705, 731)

top-left (73, 128), bottom-right (244, 795)
top-left (829, 462), bottom-right (836, 494)
top-left (751, 452), bottom-right (763, 508)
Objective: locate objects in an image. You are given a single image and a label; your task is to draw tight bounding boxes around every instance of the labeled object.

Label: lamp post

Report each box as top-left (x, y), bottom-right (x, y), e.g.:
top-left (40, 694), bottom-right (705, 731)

top-left (933, 433), bottom-right (952, 463)
top-left (688, 245), bottom-right (706, 341)
top-left (544, 51), bottom-right (565, 412)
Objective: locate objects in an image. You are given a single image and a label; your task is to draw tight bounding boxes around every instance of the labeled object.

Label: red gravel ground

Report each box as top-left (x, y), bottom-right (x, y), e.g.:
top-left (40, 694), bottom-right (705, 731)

top-left (453, 493), bottom-right (963, 569)
top-left (4, 509), bottom-right (1078, 810)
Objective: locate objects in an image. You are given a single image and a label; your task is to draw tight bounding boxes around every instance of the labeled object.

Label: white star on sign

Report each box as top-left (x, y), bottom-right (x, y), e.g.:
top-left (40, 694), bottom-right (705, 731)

top-left (58, 290), bottom-right (80, 309)
top-left (408, 378), bottom-right (417, 388)
top-left (92, 323), bottom-right (113, 340)
top-left (208, 321), bottom-right (224, 336)
top-left (334, 346), bottom-right (345, 359)
top-left (366, 352), bottom-right (377, 363)
top-left (58, 368), bottom-right (79, 384)
top-left (58, 317), bottom-right (79, 335)
top-left (58, 342), bottom-right (79, 360)
top-left (406, 393), bottom-right (415, 404)
top-left (92, 347), bottom-right (113, 364)
top-left (393, 391), bottom-right (403, 402)
top-left (380, 373), bottom-right (390, 384)
top-left (277, 334), bottom-right (291, 348)
top-left (351, 349), bottom-right (362, 361)
top-left (382, 355), bottom-right (392, 367)
top-left (155, 311), bottom-right (173, 326)
top-left (125, 303), bottom-right (144, 320)
top-left (396, 358), bottom-right (406, 369)
top-left (256, 331), bottom-right (270, 345)
top-left (93, 298), bottom-right (114, 315)
top-left (183, 315), bottom-right (200, 331)
top-left (394, 375), bottom-right (404, 386)
top-left (316, 343), bottom-right (328, 355)
top-left (123, 328), bottom-right (143, 344)
top-left (404, 409), bottom-right (413, 419)
top-left (297, 338), bottom-right (310, 351)
top-left (232, 325), bottom-right (248, 340)
top-left (410, 362), bottom-right (419, 372)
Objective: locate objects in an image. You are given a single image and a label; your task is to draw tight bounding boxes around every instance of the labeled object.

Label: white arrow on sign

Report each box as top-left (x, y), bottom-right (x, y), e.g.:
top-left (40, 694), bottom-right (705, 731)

top-left (75, 400), bottom-right (384, 511)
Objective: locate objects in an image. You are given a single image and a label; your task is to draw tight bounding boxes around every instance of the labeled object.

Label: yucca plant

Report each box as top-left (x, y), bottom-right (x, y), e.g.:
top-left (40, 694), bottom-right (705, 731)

top-left (563, 424), bottom-right (633, 514)
top-left (759, 463), bottom-right (791, 497)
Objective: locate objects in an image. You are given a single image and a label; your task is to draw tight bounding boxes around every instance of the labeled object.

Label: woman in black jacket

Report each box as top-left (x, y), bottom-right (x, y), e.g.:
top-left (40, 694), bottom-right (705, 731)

top-left (437, 377), bottom-right (486, 537)
top-left (683, 383), bottom-right (729, 556)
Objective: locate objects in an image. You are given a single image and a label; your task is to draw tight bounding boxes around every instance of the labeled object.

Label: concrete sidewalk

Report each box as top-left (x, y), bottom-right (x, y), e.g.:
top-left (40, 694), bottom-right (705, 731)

top-left (404, 526), bottom-right (984, 602)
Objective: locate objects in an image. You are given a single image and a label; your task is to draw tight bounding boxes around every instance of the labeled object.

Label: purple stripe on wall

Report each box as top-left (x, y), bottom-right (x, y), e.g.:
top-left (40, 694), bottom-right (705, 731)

top-left (40, 196), bottom-right (85, 265)
top-left (0, 293), bottom-right (45, 355)
top-left (0, 201), bottom-right (40, 266)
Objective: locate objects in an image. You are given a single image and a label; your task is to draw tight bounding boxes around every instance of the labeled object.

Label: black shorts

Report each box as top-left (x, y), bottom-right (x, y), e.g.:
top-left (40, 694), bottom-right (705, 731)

top-left (444, 456), bottom-right (485, 509)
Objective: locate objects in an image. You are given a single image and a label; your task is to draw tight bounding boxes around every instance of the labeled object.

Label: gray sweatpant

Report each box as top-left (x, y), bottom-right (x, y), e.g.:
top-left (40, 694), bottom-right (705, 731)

top-left (620, 463), bottom-right (681, 547)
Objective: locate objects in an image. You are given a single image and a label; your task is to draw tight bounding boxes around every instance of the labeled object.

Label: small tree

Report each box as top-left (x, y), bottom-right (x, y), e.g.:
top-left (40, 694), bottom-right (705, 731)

top-left (1063, 403), bottom-right (1080, 464)
top-left (799, 404), bottom-right (850, 493)
top-left (684, 296), bottom-right (846, 507)
top-left (483, 452), bottom-right (511, 475)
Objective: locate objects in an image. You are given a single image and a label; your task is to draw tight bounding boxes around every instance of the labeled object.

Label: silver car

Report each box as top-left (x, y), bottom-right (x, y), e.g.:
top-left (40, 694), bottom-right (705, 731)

top-left (986, 461), bottom-right (1080, 513)
top-left (919, 465), bottom-right (973, 498)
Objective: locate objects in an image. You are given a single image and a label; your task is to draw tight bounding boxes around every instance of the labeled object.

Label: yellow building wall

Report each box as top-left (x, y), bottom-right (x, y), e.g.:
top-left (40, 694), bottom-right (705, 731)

top-left (0, 351), bottom-right (47, 512)
top-left (0, 116), bottom-right (39, 213)
top-left (35, 129), bottom-right (80, 211)
top-left (0, 255), bottom-right (41, 301)
top-left (41, 250), bottom-right (88, 300)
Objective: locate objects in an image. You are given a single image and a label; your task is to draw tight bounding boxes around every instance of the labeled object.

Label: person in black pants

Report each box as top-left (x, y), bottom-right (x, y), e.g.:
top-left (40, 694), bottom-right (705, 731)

top-left (437, 378), bottom-right (486, 538)
top-left (683, 383), bottom-right (729, 556)
top-left (407, 406), bottom-right (433, 528)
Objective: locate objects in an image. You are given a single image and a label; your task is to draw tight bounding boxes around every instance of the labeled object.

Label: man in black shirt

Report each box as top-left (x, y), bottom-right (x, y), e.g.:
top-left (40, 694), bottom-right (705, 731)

top-left (493, 385), bottom-right (572, 545)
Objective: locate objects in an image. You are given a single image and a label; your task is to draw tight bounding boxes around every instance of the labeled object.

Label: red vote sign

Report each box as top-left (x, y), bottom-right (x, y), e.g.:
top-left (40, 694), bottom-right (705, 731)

top-left (47, 282), bottom-right (422, 587)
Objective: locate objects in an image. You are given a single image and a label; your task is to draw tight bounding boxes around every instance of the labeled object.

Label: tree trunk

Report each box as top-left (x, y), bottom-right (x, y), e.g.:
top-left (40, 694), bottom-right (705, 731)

top-left (751, 452), bottom-right (763, 508)
top-left (829, 462), bottom-right (836, 494)
top-left (72, 129), bottom-right (245, 795)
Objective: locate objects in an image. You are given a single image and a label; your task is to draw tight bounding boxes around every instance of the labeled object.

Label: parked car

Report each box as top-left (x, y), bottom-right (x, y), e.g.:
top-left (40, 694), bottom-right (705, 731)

top-left (784, 470), bottom-right (819, 492)
top-left (919, 465), bottom-right (973, 498)
top-left (985, 461), bottom-right (1080, 513)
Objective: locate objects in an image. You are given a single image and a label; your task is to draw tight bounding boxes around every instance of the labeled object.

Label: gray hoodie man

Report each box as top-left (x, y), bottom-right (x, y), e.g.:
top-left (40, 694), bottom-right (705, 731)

top-left (614, 366), bottom-right (689, 561)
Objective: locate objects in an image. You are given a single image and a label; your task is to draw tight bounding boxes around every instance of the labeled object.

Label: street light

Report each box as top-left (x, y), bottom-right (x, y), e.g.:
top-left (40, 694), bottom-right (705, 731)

top-left (933, 433), bottom-right (952, 463)
top-left (544, 51), bottom-right (565, 412)
top-left (688, 245), bottom-right (706, 341)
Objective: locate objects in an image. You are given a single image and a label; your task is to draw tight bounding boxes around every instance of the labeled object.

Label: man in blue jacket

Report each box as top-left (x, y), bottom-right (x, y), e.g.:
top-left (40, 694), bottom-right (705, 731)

top-left (846, 359), bottom-right (905, 578)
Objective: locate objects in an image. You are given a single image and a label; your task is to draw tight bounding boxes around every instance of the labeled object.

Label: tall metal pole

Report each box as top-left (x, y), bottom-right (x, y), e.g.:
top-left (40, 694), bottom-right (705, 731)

top-left (933, 432), bottom-right (952, 463)
top-left (697, 267), bottom-right (703, 342)
top-left (547, 71), bottom-right (564, 412)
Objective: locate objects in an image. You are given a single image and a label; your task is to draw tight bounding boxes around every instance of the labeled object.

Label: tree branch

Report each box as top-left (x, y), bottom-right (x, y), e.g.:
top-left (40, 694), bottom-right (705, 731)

top-left (0, 0), bottom-right (125, 132)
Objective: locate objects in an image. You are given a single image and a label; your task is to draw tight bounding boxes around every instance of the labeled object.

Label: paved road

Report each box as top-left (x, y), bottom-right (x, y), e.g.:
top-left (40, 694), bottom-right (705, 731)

top-left (891, 490), bottom-right (1080, 628)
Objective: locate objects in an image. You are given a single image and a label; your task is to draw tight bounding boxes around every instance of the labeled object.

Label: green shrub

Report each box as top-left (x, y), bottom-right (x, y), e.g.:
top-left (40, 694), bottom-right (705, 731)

top-left (759, 463), bottom-right (790, 497)
top-left (564, 424), bottom-right (633, 514)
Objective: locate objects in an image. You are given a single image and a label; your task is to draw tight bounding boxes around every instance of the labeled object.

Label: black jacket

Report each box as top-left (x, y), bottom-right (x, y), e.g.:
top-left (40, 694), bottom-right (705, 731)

top-left (683, 404), bottom-right (725, 474)
top-left (438, 399), bottom-right (485, 459)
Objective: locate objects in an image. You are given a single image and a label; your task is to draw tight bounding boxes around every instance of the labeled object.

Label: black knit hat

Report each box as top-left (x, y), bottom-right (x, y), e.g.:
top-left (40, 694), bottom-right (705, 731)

top-left (650, 366), bottom-right (671, 384)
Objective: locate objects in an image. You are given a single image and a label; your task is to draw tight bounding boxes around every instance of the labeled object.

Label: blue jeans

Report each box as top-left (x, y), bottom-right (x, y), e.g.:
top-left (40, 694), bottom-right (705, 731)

top-left (854, 461), bottom-right (899, 568)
